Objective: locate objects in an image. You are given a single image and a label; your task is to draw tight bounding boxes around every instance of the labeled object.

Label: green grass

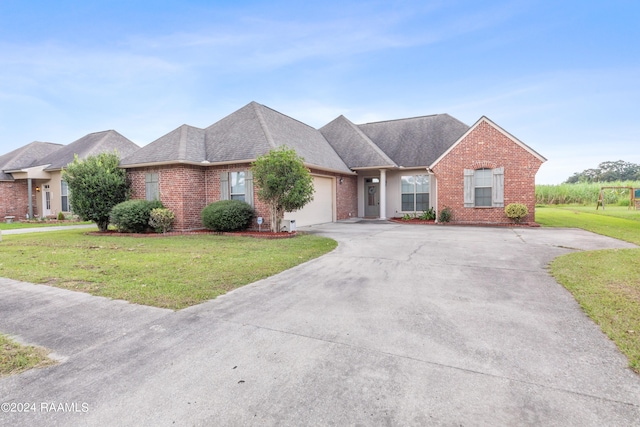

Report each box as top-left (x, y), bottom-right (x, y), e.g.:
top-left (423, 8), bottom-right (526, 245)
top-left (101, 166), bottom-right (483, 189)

top-left (537, 205), bottom-right (640, 373)
top-left (536, 206), bottom-right (640, 245)
top-left (0, 334), bottom-right (56, 377)
top-left (536, 181), bottom-right (640, 205)
top-left (0, 229), bottom-right (337, 310)
top-left (0, 221), bottom-right (92, 230)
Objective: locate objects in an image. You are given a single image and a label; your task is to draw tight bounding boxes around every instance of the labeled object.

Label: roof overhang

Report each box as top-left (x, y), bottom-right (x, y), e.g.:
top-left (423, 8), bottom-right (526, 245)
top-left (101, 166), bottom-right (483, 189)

top-left (120, 159), bottom-right (356, 176)
top-left (5, 165), bottom-right (52, 179)
top-left (350, 165), bottom-right (398, 171)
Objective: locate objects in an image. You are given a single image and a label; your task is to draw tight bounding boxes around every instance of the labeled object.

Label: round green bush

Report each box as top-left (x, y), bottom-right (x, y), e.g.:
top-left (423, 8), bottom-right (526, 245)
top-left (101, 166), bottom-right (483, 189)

top-left (505, 203), bottom-right (529, 223)
top-left (110, 199), bottom-right (163, 233)
top-left (201, 200), bottom-right (254, 232)
top-left (438, 206), bottom-right (453, 223)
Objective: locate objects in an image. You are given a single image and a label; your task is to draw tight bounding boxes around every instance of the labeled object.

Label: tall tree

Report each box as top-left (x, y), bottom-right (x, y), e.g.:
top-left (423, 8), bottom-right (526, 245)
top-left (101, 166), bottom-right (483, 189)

top-left (252, 146), bottom-right (314, 232)
top-left (565, 160), bottom-right (640, 183)
top-left (62, 152), bottom-right (129, 231)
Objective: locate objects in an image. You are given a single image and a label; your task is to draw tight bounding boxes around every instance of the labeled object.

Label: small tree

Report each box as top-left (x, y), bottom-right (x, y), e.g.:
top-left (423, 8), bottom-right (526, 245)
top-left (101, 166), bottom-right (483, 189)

top-left (252, 147), bottom-right (314, 232)
top-left (62, 152), bottom-right (129, 232)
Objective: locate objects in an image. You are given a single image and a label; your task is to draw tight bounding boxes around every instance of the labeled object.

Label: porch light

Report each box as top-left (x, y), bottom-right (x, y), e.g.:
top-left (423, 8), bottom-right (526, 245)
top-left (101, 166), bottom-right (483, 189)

top-left (35, 186), bottom-right (40, 192)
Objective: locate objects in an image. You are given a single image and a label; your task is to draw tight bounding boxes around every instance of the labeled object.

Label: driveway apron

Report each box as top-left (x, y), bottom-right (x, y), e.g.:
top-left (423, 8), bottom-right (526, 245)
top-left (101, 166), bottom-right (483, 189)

top-left (1, 223), bottom-right (639, 426)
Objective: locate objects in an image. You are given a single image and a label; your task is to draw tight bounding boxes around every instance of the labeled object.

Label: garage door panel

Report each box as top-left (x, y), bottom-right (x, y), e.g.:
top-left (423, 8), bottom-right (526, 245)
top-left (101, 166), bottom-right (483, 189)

top-left (284, 176), bottom-right (333, 227)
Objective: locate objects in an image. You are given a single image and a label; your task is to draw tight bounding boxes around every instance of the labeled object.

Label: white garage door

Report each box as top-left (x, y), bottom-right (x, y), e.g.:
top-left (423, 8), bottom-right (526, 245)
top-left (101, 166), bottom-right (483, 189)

top-left (284, 176), bottom-right (334, 227)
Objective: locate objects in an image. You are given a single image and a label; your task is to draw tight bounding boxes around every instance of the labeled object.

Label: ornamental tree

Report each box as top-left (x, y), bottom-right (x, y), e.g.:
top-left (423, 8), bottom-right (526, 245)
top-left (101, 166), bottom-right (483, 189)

top-left (252, 146), bottom-right (314, 232)
top-left (62, 152), bottom-right (130, 231)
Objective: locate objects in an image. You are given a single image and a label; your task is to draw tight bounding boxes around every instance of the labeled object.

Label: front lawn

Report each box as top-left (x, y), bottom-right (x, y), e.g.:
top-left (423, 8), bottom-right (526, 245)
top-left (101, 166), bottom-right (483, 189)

top-left (537, 205), bottom-right (640, 373)
top-left (0, 229), bottom-right (337, 310)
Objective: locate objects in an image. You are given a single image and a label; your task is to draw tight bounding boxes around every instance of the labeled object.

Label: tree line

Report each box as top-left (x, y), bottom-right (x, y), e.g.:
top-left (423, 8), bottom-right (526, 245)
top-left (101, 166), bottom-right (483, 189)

top-left (565, 160), bottom-right (640, 183)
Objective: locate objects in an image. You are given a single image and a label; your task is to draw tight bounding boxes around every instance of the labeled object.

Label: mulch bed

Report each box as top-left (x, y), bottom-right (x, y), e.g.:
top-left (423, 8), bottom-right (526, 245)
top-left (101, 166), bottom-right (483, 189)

top-left (388, 217), bottom-right (540, 227)
top-left (87, 229), bottom-right (297, 239)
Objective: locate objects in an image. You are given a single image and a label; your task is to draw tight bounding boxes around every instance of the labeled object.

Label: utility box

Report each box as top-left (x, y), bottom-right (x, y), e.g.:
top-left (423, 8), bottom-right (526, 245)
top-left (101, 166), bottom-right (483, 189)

top-left (280, 219), bottom-right (296, 233)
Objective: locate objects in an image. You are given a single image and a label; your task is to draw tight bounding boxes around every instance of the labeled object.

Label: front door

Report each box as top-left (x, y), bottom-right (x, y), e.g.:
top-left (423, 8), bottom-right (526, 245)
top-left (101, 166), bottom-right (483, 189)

top-left (364, 178), bottom-right (380, 217)
top-left (42, 184), bottom-right (52, 217)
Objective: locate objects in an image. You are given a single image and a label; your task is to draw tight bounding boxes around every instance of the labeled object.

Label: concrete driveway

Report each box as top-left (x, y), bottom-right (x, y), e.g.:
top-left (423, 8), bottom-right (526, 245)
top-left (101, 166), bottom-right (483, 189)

top-left (1, 222), bottom-right (639, 426)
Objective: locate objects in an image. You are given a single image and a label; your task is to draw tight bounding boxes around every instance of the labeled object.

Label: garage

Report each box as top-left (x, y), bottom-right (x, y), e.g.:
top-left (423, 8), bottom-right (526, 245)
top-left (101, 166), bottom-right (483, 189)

top-left (284, 175), bottom-right (334, 227)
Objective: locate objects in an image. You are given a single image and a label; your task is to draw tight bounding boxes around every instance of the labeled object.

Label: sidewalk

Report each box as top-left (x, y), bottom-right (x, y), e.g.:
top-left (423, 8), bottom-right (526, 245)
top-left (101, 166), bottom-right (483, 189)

top-left (0, 224), bottom-right (97, 235)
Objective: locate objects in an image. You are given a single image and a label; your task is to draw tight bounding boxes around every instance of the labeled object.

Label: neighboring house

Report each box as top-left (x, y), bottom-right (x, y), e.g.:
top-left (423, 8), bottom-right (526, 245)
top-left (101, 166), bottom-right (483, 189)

top-left (0, 130), bottom-right (138, 219)
top-left (0, 141), bottom-right (62, 219)
top-left (121, 102), bottom-right (546, 230)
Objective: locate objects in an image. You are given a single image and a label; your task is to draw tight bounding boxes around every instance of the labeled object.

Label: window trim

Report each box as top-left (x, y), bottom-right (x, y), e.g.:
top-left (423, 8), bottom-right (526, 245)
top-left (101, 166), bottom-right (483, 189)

top-left (61, 180), bottom-right (70, 212)
top-left (145, 172), bottom-right (159, 201)
top-left (400, 174), bottom-right (430, 212)
top-left (463, 167), bottom-right (504, 208)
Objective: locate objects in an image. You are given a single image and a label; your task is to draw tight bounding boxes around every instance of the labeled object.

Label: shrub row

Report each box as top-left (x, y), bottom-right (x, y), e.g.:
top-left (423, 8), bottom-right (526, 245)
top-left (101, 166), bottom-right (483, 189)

top-left (110, 200), bottom-right (175, 233)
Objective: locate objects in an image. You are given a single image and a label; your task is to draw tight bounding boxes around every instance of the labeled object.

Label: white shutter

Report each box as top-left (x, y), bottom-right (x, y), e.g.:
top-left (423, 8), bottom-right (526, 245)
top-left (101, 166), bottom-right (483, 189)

top-left (464, 169), bottom-right (474, 207)
top-left (220, 171), bottom-right (229, 200)
top-left (492, 167), bottom-right (504, 207)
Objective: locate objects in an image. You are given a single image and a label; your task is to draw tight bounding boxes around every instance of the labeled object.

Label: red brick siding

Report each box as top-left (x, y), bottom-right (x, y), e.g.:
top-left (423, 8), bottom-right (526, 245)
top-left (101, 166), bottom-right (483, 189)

top-left (0, 180), bottom-right (38, 218)
top-left (432, 120), bottom-right (543, 224)
top-left (127, 164), bottom-right (357, 231)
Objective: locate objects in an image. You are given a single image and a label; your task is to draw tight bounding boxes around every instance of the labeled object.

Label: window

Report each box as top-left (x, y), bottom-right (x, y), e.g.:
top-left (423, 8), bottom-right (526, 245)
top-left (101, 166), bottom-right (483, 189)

top-left (464, 167), bottom-right (504, 208)
top-left (61, 180), bottom-right (69, 212)
top-left (145, 173), bottom-right (159, 201)
top-left (220, 170), bottom-right (254, 207)
top-left (474, 169), bottom-right (492, 207)
top-left (230, 171), bottom-right (246, 201)
top-left (401, 175), bottom-right (429, 211)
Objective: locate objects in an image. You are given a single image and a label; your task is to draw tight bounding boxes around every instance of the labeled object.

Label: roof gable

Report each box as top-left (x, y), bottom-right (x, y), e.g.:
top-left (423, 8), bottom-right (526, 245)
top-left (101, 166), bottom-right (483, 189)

top-left (0, 141), bottom-right (62, 180)
top-left (120, 125), bottom-right (205, 166)
top-left (430, 116), bottom-right (547, 168)
top-left (42, 130), bottom-right (139, 171)
top-left (356, 114), bottom-right (470, 167)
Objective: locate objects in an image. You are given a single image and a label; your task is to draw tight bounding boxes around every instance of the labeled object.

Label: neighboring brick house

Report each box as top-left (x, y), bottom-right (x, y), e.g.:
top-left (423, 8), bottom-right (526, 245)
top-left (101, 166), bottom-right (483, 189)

top-left (0, 131), bottom-right (138, 219)
top-left (120, 101), bottom-right (545, 230)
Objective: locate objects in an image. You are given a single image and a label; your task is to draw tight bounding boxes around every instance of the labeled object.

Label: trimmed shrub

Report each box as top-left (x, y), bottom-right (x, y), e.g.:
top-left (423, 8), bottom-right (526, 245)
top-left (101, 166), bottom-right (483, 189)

top-left (57, 212), bottom-right (65, 221)
top-left (505, 203), bottom-right (529, 223)
top-left (201, 200), bottom-right (254, 232)
top-left (438, 206), bottom-right (453, 223)
top-left (110, 200), bottom-right (163, 233)
top-left (149, 208), bottom-right (175, 233)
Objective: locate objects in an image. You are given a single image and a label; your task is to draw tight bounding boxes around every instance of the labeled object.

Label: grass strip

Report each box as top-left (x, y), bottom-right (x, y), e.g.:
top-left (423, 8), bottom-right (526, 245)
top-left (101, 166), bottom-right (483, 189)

top-left (0, 334), bottom-right (56, 377)
top-left (537, 205), bottom-right (640, 373)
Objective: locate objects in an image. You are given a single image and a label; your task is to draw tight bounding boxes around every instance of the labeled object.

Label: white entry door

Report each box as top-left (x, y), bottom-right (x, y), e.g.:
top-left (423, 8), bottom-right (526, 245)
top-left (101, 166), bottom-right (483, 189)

top-left (42, 184), bottom-right (52, 217)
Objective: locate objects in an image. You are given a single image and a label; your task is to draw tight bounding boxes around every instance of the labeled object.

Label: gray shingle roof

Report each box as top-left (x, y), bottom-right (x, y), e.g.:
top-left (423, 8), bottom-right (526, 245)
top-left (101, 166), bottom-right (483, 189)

top-left (42, 130), bottom-right (139, 171)
top-left (122, 102), bottom-right (352, 173)
top-left (355, 114), bottom-right (470, 168)
top-left (205, 102), bottom-right (350, 172)
top-left (319, 115), bottom-right (397, 169)
top-left (0, 141), bottom-right (62, 180)
top-left (120, 125), bottom-right (205, 166)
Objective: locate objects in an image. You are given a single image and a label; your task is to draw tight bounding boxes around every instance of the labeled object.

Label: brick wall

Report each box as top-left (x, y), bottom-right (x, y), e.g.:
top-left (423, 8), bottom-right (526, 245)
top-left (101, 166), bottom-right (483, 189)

top-left (127, 164), bottom-right (357, 231)
top-left (0, 180), bottom-right (38, 218)
top-left (432, 120), bottom-right (544, 224)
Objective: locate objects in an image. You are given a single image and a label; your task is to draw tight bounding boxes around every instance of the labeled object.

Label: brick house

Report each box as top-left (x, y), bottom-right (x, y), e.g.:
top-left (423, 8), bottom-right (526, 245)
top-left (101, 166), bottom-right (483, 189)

top-left (120, 102), bottom-right (545, 230)
top-left (0, 131), bottom-right (138, 219)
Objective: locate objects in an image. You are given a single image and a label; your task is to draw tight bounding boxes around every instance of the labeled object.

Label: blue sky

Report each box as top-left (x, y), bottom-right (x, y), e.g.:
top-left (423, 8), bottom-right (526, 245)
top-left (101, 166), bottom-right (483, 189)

top-left (0, 0), bottom-right (638, 184)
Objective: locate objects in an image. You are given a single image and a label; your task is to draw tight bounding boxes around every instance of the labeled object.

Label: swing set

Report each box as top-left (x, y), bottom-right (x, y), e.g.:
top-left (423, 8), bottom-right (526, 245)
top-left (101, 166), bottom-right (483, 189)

top-left (596, 186), bottom-right (640, 210)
